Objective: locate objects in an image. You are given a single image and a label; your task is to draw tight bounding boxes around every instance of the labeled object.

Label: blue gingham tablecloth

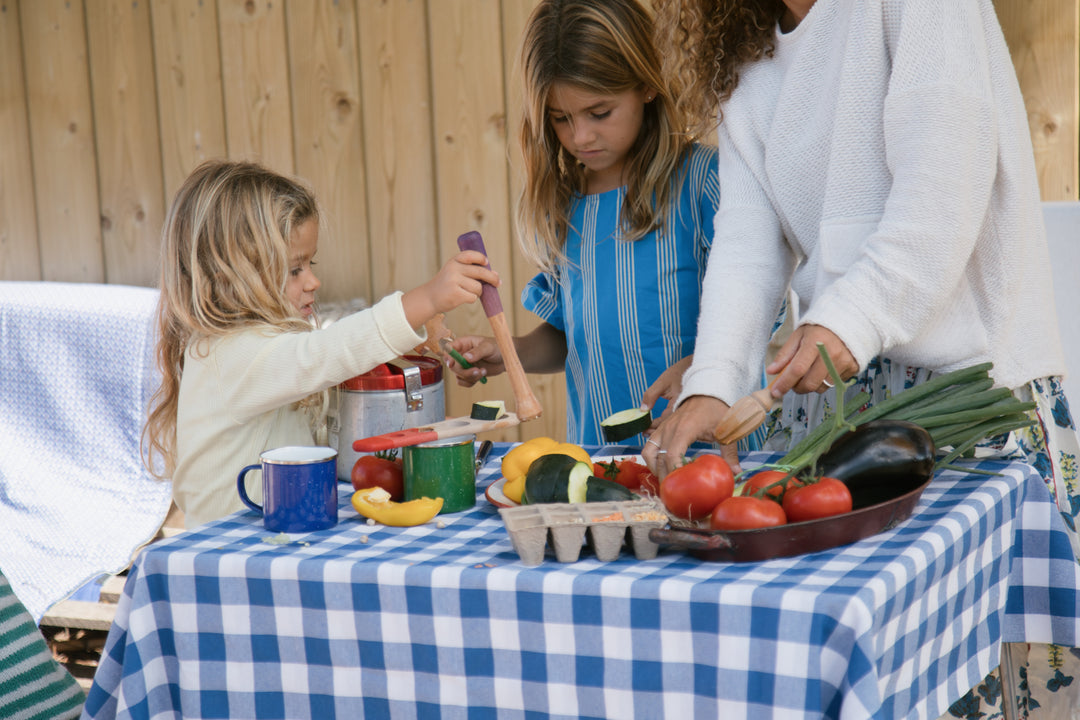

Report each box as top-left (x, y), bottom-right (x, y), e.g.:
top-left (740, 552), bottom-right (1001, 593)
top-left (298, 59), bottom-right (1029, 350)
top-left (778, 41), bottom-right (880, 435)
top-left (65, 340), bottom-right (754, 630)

top-left (82, 446), bottom-right (1080, 720)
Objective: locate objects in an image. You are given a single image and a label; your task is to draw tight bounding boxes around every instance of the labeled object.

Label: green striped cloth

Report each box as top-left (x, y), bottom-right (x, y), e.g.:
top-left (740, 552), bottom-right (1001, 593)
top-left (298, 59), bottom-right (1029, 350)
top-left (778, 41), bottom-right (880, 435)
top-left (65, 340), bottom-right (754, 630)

top-left (0, 572), bottom-right (84, 720)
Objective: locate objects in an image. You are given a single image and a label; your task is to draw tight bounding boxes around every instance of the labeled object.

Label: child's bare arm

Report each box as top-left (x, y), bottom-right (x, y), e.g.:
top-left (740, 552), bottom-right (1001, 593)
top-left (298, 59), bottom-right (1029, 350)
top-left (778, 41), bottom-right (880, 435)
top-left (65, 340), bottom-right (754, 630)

top-left (401, 250), bottom-right (500, 329)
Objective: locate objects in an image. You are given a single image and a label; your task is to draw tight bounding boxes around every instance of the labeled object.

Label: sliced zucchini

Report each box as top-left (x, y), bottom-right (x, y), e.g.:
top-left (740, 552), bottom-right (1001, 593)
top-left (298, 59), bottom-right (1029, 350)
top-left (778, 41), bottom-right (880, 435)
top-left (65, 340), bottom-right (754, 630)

top-left (523, 454), bottom-right (580, 504)
top-left (523, 454), bottom-right (636, 504)
top-left (470, 400), bottom-right (506, 420)
top-left (600, 407), bottom-right (652, 443)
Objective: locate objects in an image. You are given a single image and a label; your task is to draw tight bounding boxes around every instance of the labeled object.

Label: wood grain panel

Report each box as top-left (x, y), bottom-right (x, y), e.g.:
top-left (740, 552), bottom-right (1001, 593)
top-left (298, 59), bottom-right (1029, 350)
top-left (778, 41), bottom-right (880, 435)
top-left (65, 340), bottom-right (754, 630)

top-left (150, 0), bottom-right (228, 202)
top-left (500, 0), bottom-right (567, 442)
top-left (996, 0), bottom-right (1080, 200)
top-left (286, 0), bottom-right (370, 304)
top-left (86, 0), bottom-right (164, 287)
top-left (20, 0), bottom-right (104, 282)
top-left (217, 0), bottom-right (294, 172)
top-left (357, 0), bottom-right (439, 303)
top-left (429, 0), bottom-right (522, 440)
top-left (0, 0), bottom-right (41, 280)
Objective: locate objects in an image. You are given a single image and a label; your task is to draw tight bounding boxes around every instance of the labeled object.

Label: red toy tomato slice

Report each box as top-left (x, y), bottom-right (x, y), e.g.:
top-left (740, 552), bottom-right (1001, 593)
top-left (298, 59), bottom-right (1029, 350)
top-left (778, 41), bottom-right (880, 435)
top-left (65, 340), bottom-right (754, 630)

top-left (709, 495), bottom-right (787, 531)
top-left (638, 468), bottom-right (660, 497)
top-left (659, 453), bottom-right (735, 521)
top-left (742, 470), bottom-right (804, 500)
top-left (351, 455), bottom-right (405, 501)
top-left (781, 477), bottom-right (853, 523)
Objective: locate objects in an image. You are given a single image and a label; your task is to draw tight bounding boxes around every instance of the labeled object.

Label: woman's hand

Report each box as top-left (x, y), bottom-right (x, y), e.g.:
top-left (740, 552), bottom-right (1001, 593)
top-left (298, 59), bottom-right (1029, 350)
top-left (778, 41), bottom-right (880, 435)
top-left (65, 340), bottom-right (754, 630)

top-left (446, 335), bottom-right (503, 387)
top-left (766, 324), bottom-right (857, 396)
top-left (641, 395), bottom-right (739, 479)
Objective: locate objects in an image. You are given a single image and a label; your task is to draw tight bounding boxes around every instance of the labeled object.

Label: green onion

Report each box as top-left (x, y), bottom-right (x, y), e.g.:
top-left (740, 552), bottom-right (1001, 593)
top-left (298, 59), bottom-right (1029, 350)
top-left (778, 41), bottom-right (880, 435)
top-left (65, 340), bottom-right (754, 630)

top-left (771, 349), bottom-right (1034, 478)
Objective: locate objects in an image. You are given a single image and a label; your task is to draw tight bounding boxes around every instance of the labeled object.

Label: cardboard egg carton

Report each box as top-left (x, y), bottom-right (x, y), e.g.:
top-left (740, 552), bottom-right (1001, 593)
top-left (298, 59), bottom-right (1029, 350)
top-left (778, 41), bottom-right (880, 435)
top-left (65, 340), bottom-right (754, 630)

top-left (499, 499), bottom-right (671, 565)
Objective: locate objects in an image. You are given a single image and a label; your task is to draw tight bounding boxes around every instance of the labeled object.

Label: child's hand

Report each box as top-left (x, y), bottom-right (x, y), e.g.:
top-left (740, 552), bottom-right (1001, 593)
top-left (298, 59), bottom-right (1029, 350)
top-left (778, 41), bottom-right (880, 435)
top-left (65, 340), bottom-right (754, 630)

top-left (641, 355), bottom-right (694, 426)
top-left (402, 251), bottom-right (500, 328)
top-left (446, 335), bottom-right (504, 387)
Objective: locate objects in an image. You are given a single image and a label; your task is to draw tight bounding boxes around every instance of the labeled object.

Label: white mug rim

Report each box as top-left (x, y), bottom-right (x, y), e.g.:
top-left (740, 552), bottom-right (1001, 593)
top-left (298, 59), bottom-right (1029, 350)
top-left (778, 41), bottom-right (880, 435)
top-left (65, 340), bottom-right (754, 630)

top-left (261, 446), bottom-right (338, 464)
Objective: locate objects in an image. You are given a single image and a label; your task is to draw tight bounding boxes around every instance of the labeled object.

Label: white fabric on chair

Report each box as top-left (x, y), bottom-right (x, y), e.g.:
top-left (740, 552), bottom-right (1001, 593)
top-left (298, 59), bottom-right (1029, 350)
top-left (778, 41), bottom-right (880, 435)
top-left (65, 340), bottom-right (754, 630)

top-left (1043, 201), bottom-right (1080, 405)
top-left (0, 281), bottom-right (172, 622)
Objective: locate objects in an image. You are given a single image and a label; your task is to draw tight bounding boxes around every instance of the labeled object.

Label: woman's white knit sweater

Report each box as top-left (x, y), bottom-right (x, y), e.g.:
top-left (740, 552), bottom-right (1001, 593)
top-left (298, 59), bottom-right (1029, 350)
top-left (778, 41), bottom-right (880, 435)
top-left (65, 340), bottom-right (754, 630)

top-left (680, 0), bottom-right (1066, 408)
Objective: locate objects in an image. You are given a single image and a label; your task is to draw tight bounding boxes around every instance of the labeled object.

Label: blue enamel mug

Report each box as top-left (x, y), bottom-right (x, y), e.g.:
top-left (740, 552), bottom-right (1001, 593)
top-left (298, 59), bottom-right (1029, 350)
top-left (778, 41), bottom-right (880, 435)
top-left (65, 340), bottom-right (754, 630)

top-left (237, 446), bottom-right (339, 532)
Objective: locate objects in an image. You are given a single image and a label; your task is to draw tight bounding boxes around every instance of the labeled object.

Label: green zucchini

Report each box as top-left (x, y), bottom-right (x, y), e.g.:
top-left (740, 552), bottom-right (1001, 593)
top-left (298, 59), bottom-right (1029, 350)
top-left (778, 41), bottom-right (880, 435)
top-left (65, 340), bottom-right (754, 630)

top-left (523, 454), bottom-right (635, 504)
top-left (600, 408), bottom-right (652, 443)
top-left (470, 400), bottom-right (506, 420)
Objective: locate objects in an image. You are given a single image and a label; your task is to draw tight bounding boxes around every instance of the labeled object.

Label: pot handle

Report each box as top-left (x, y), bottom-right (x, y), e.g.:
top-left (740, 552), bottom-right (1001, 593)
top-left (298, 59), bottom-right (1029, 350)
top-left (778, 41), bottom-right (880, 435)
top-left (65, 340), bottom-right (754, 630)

top-left (648, 527), bottom-right (734, 551)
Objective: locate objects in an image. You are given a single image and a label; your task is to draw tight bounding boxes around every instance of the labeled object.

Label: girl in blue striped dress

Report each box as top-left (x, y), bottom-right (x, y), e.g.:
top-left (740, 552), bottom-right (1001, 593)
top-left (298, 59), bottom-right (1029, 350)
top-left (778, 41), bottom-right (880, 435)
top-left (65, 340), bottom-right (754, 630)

top-left (448, 0), bottom-right (758, 450)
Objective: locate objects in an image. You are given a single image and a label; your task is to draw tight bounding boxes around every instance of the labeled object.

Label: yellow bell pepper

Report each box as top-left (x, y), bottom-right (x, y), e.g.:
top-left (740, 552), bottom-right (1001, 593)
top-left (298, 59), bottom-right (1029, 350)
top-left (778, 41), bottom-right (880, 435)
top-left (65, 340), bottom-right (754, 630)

top-left (500, 437), bottom-right (592, 504)
top-left (500, 437), bottom-right (559, 480)
top-left (503, 473), bottom-right (526, 503)
top-left (351, 487), bottom-right (443, 527)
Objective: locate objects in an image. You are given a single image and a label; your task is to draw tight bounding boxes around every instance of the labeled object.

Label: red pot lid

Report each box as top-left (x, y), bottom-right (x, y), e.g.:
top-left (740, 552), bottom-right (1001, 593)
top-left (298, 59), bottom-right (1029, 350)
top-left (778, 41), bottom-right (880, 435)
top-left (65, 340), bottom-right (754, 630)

top-left (340, 354), bottom-right (443, 391)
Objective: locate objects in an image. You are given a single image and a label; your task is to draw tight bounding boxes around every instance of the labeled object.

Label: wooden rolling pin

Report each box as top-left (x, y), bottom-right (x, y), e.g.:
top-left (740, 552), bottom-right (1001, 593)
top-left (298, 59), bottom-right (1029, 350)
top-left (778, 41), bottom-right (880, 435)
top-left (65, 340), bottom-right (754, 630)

top-left (456, 231), bottom-right (543, 421)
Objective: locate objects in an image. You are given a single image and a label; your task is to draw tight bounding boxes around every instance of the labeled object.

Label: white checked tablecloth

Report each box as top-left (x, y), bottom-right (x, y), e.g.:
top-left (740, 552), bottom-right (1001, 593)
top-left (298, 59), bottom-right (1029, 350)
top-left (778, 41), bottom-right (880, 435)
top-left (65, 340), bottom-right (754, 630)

top-left (82, 447), bottom-right (1080, 720)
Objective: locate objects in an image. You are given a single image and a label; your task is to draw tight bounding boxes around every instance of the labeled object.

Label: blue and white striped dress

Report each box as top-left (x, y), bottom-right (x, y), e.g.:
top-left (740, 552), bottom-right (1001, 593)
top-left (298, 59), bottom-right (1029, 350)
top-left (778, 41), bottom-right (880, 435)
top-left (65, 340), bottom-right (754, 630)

top-left (523, 144), bottom-right (730, 446)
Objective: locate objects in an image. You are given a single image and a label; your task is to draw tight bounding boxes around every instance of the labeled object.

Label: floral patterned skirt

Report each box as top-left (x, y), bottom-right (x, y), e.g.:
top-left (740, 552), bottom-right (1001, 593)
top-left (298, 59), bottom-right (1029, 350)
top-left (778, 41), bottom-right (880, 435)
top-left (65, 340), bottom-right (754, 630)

top-left (760, 358), bottom-right (1080, 719)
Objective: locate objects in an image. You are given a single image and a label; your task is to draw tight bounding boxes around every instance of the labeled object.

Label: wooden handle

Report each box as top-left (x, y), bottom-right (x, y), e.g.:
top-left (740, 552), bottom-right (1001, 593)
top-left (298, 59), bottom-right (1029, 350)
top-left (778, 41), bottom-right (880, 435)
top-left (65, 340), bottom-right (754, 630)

top-left (456, 231), bottom-right (543, 422)
top-left (488, 312), bottom-right (543, 421)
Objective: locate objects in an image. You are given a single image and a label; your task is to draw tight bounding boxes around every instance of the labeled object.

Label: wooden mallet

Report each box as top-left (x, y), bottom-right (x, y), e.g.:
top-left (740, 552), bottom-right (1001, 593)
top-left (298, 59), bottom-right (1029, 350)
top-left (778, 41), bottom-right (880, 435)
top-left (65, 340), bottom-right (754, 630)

top-left (457, 231), bottom-right (543, 422)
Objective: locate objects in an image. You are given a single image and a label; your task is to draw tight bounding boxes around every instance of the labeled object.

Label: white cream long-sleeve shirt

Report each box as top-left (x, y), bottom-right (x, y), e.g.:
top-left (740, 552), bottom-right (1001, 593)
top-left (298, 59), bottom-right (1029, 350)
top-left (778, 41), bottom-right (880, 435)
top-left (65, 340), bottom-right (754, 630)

top-left (173, 292), bottom-right (424, 527)
top-left (679, 0), bottom-right (1066, 408)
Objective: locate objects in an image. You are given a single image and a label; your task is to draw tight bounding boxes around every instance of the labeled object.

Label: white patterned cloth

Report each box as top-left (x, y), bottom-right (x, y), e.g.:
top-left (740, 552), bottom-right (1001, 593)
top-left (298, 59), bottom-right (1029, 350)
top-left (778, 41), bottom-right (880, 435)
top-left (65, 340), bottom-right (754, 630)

top-left (0, 282), bottom-right (173, 622)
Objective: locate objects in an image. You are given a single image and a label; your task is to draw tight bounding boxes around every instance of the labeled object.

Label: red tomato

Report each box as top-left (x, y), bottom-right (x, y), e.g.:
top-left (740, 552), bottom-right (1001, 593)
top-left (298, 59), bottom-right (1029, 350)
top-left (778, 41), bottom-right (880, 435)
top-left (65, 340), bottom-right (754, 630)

top-left (593, 460), bottom-right (618, 482)
top-left (659, 454), bottom-right (735, 521)
top-left (351, 455), bottom-right (405, 501)
top-left (709, 496), bottom-right (787, 531)
top-left (781, 477), bottom-right (853, 523)
top-left (742, 470), bottom-right (803, 500)
top-left (593, 459), bottom-right (652, 492)
top-left (613, 459), bottom-right (650, 491)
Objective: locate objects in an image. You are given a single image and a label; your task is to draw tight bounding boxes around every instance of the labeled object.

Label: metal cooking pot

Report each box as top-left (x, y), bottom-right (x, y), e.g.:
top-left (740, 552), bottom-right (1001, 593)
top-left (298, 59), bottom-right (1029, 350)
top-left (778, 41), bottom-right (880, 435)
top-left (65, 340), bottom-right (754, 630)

top-left (328, 355), bottom-right (444, 482)
top-left (648, 471), bottom-right (932, 562)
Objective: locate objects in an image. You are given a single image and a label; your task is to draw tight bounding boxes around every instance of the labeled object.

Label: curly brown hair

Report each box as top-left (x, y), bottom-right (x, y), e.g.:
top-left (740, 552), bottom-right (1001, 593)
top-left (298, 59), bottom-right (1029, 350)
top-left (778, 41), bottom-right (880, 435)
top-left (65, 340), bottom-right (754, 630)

top-left (652, 0), bottom-right (785, 137)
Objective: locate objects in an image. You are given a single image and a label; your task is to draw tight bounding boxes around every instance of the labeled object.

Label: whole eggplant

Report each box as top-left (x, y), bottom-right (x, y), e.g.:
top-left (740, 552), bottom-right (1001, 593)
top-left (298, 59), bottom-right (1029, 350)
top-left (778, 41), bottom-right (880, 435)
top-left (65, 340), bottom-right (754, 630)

top-left (815, 419), bottom-right (936, 507)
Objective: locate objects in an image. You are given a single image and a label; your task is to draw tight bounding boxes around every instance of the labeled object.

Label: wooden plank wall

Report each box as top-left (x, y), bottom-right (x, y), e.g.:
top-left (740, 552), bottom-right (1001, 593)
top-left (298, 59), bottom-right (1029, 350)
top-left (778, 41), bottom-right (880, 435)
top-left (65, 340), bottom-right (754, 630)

top-left (0, 0), bottom-right (1076, 444)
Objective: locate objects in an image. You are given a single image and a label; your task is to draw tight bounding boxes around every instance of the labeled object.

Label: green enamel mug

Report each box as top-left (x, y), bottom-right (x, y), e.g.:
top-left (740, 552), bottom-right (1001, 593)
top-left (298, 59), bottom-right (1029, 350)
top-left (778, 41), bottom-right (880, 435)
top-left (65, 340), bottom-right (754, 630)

top-left (402, 434), bottom-right (476, 514)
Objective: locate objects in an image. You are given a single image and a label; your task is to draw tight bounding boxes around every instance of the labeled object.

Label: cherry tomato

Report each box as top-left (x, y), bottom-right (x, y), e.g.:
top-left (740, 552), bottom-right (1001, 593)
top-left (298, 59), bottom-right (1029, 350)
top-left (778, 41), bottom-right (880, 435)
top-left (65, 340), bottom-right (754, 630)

top-left (709, 495), bottom-right (787, 531)
top-left (351, 455), bottom-right (404, 501)
top-left (742, 470), bottom-right (803, 500)
top-left (659, 454), bottom-right (735, 521)
top-left (781, 477), bottom-right (853, 523)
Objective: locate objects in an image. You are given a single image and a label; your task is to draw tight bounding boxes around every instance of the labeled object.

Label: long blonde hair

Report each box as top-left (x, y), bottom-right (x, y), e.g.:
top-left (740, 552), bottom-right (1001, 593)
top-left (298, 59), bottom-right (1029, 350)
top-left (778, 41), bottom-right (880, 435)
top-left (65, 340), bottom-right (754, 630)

top-left (144, 160), bottom-right (320, 479)
top-left (517, 0), bottom-right (691, 271)
top-left (652, 0), bottom-right (784, 137)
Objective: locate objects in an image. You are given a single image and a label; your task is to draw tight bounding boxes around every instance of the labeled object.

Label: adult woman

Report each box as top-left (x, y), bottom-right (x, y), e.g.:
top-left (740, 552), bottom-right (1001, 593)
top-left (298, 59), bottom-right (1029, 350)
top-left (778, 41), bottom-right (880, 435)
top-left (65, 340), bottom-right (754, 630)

top-left (646, 0), bottom-right (1078, 716)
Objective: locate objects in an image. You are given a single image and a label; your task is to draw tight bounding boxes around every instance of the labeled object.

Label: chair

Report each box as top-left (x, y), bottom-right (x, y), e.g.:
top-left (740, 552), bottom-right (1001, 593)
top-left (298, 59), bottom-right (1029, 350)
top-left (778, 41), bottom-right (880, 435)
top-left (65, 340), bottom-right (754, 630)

top-left (997, 201), bottom-right (1080, 720)
top-left (0, 282), bottom-right (173, 623)
top-left (1043, 201), bottom-right (1080, 405)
